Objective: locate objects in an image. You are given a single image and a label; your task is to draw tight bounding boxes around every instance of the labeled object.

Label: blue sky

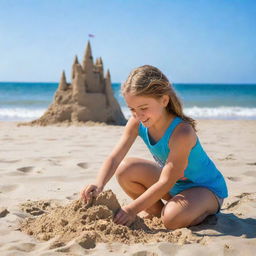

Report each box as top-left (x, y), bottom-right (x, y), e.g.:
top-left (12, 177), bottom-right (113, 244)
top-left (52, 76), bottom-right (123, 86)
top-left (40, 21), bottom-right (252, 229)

top-left (0, 0), bottom-right (255, 83)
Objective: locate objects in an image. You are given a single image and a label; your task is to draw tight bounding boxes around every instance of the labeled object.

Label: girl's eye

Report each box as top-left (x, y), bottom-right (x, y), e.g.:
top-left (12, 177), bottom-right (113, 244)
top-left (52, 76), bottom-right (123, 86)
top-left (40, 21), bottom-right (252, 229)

top-left (141, 108), bottom-right (147, 111)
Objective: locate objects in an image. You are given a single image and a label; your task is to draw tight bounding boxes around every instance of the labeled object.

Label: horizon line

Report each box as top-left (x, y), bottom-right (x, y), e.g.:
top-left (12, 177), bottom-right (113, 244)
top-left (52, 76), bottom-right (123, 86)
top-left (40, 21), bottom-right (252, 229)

top-left (1, 81), bottom-right (256, 85)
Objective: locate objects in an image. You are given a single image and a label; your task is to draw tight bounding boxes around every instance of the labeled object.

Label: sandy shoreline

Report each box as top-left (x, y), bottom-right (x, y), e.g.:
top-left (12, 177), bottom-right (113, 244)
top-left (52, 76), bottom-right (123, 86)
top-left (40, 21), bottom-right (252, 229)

top-left (0, 120), bottom-right (256, 255)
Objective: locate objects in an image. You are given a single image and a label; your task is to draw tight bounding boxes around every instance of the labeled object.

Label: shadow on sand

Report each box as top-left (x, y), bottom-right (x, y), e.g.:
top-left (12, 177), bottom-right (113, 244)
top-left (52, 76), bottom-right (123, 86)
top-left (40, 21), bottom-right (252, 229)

top-left (190, 212), bottom-right (256, 238)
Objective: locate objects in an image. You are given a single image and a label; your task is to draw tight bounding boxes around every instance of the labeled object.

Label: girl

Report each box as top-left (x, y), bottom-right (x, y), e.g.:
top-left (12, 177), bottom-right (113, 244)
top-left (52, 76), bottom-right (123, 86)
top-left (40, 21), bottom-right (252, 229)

top-left (80, 65), bottom-right (228, 229)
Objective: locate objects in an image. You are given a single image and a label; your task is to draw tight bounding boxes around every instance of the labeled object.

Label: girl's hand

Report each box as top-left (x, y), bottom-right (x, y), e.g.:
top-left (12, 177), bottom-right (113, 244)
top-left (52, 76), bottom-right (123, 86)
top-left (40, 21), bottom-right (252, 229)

top-left (114, 205), bottom-right (137, 226)
top-left (80, 184), bottom-right (103, 203)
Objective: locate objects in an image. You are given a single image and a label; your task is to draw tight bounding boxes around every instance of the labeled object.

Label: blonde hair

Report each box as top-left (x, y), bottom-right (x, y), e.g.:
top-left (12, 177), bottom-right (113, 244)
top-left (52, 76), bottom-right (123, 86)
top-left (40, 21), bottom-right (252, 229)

top-left (121, 65), bottom-right (196, 130)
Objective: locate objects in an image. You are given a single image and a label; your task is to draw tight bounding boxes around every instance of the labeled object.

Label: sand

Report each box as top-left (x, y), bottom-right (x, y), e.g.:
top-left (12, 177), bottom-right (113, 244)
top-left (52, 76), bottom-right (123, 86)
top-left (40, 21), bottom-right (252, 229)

top-left (19, 191), bottom-right (122, 247)
top-left (19, 190), bottom-right (204, 248)
top-left (0, 120), bottom-right (256, 255)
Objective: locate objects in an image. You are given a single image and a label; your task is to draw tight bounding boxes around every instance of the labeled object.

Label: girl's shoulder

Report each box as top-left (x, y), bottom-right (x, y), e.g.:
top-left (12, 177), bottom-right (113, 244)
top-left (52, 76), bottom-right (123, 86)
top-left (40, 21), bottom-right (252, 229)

top-left (168, 121), bottom-right (197, 149)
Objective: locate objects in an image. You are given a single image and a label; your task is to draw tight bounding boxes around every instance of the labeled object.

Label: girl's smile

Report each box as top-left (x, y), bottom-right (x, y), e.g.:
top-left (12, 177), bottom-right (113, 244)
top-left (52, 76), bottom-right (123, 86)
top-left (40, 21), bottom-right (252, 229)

top-left (124, 93), bottom-right (171, 129)
top-left (142, 118), bottom-right (150, 123)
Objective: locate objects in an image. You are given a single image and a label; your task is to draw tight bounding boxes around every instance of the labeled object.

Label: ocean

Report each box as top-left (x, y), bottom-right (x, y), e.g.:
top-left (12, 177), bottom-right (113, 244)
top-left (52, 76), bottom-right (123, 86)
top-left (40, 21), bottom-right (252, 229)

top-left (0, 82), bottom-right (256, 121)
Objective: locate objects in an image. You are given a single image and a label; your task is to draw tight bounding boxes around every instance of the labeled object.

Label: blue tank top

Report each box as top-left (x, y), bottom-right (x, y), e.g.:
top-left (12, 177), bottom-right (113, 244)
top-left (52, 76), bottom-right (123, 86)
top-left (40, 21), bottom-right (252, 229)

top-left (138, 117), bottom-right (228, 198)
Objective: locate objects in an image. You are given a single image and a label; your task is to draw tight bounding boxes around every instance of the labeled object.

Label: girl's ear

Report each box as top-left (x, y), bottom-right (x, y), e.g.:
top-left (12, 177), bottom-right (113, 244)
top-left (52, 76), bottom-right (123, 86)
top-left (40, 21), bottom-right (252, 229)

top-left (161, 95), bottom-right (169, 107)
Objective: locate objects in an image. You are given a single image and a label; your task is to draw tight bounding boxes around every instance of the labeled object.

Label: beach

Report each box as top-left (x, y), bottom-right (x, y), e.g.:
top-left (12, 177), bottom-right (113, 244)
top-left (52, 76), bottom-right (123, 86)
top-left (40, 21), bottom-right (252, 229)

top-left (0, 120), bottom-right (255, 255)
top-left (1, 0), bottom-right (255, 254)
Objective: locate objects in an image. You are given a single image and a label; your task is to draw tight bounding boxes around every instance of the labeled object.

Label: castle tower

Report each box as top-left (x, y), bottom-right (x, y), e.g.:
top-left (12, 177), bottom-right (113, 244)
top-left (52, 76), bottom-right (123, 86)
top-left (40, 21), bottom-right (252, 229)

top-left (72, 64), bottom-right (86, 105)
top-left (104, 69), bottom-right (126, 124)
top-left (99, 57), bottom-right (104, 79)
top-left (82, 41), bottom-right (93, 73)
top-left (105, 69), bottom-right (112, 106)
top-left (72, 55), bottom-right (79, 80)
top-left (95, 57), bottom-right (104, 92)
top-left (58, 71), bottom-right (68, 91)
top-left (82, 41), bottom-right (99, 92)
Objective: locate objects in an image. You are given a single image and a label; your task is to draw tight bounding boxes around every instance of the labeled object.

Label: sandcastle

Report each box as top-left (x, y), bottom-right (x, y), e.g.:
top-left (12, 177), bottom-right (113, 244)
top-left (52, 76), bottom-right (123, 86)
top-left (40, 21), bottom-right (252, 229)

top-left (27, 41), bottom-right (126, 126)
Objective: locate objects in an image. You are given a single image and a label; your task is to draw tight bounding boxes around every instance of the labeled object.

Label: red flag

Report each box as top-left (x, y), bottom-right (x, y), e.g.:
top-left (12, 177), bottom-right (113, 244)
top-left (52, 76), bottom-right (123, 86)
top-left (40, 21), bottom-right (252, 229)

top-left (88, 34), bottom-right (95, 38)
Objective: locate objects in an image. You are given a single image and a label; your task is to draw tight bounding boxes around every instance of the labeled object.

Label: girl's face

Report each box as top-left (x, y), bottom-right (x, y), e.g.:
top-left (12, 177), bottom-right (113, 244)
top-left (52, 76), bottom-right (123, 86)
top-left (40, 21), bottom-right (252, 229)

top-left (124, 93), bottom-right (169, 127)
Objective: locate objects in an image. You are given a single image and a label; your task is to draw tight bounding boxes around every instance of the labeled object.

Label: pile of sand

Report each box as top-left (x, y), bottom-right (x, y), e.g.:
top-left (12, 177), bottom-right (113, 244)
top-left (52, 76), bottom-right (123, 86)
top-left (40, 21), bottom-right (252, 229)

top-left (20, 190), bottom-right (207, 249)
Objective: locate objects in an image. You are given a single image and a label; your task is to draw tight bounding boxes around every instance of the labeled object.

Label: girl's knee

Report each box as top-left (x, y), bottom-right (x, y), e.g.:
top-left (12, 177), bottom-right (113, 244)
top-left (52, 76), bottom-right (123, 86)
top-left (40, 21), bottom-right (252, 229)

top-left (161, 204), bottom-right (210, 229)
top-left (161, 204), bottom-right (191, 230)
top-left (161, 213), bottom-right (189, 230)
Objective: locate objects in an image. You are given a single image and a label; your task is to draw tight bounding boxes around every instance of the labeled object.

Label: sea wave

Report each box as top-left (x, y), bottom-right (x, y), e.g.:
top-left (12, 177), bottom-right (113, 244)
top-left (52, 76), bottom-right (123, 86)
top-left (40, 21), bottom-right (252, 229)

top-left (184, 106), bottom-right (256, 119)
top-left (0, 108), bottom-right (46, 121)
top-left (1, 106), bottom-right (256, 122)
top-left (123, 106), bottom-right (256, 120)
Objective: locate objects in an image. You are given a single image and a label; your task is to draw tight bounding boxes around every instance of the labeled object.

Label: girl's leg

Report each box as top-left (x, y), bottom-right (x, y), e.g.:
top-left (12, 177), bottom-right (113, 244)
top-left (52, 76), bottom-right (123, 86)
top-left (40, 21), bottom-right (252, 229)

top-left (115, 157), bottom-right (171, 217)
top-left (161, 187), bottom-right (219, 229)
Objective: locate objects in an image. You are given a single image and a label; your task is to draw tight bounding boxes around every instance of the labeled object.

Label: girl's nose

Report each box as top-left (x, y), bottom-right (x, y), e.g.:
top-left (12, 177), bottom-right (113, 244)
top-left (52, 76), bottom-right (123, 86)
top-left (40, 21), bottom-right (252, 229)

top-left (133, 112), bottom-right (142, 120)
top-left (132, 112), bottom-right (139, 119)
top-left (132, 110), bottom-right (144, 120)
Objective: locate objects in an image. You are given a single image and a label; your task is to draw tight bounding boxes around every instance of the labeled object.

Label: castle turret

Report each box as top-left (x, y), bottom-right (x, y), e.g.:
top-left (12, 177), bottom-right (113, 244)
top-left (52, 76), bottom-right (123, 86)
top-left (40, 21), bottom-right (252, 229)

top-left (105, 69), bottom-right (112, 106)
top-left (95, 57), bottom-right (104, 83)
top-left (98, 57), bottom-right (104, 74)
top-left (99, 57), bottom-right (103, 65)
top-left (83, 41), bottom-right (93, 72)
top-left (104, 69), bottom-right (126, 124)
top-left (83, 41), bottom-right (99, 92)
top-left (72, 55), bottom-right (79, 80)
top-left (72, 64), bottom-right (86, 104)
top-left (106, 69), bottom-right (111, 82)
top-left (58, 71), bottom-right (68, 91)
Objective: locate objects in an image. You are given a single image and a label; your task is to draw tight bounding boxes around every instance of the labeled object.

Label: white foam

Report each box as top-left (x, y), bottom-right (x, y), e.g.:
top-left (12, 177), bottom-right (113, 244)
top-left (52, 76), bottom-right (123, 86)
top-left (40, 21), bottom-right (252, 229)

top-left (184, 106), bottom-right (256, 119)
top-left (1, 106), bottom-right (256, 122)
top-left (122, 106), bottom-right (256, 120)
top-left (0, 108), bottom-right (46, 121)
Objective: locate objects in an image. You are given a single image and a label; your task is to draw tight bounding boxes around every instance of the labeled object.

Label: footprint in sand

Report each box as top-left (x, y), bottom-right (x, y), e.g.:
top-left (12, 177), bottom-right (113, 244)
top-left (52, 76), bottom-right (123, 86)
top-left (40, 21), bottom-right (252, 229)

top-left (17, 166), bottom-right (34, 173)
top-left (132, 251), bottom-right (158, 256)
top-left (0, 207), bottom-right (9, 218)
top-left (225, 192), bottom-right (255, 211)
top-left (218, 154), bottom-right (235, 161)
top-left (0, 159), bottom-right (21, 163)
top-left (52, 156), bottom-right (70, 161)
top-left (2, 137), bottom-right (14, 141)
top-left (246, 162), bottom-right (256, 166)
top-left (0, 184), bottom-right (19, 193)
top-left (227, 176), bottom-right (242, 182)
top-left (66, 192), bottom-right (79, 200)
top-left (77, 162), bottom-right (88, 169)
top-left (6, 243), bottom-right (36, 253)
top-left (243, 171), bottom-right (256, 177)
top-left (47, 159), bottom-right (61, 166)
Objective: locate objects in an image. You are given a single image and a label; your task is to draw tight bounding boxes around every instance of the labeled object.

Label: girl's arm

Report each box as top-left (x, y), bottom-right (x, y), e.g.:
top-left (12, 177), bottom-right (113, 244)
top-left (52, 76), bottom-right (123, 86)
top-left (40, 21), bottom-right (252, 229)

top-left (81, 117), bottom-right (139, 201)
top-left (95, 117), bottom-right (139, 188)
top-left (117, 123), bottom-right (197, 219)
